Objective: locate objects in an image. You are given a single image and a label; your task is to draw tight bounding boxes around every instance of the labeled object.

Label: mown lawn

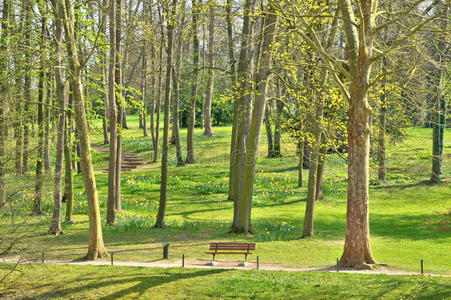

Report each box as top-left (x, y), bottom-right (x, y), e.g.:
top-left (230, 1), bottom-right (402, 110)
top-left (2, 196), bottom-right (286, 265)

top-left (1, 264), bottom-right (450, 299)
top-left (1, 115), bottom-right (450, 275)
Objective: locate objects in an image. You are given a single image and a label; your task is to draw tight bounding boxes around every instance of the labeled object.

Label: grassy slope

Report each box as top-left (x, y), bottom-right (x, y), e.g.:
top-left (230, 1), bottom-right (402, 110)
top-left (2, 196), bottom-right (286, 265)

top-left (1, 264), bottom-right (450, 299)
top-left (1, 115), bottom-right (450, 276)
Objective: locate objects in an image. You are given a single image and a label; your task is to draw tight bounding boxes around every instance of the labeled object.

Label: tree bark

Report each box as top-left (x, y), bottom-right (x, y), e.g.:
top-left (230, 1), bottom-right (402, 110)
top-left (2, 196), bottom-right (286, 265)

top-left (44, 72), bottom-right (52, 173)
top-left (48, 2), bottom-right (66, 235)
top-left (58, 0), bottom-right (107, 259)
top-left (233, 3), bottom-right (277, 233)
top-left (155, 0), bottom-right (176, 228)
top-left (64, 111), bottom-right (74, 223)
top-left (264, 101), bottom-right (275, 157)
top-left (107, 0), bottom-right (118, 225)
top-left (115, 0), bottom-right (123, 214)
top-left (33, 14), bottom-right (47, 217)
top-left (203, 0), bottom-right (215, 137)
top-left (186, 0), bottom-right (201, 164)
top-left (172, 0), bottom-right (186, 167)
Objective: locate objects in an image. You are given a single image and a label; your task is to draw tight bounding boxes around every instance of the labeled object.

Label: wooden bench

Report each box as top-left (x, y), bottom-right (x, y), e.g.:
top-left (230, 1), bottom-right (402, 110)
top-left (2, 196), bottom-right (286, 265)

top-left (206, 242), bottom-right (255, 265)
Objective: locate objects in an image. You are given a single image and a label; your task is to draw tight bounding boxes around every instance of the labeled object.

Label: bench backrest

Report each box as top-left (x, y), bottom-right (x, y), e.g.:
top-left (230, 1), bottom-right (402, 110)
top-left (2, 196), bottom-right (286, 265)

top-left (209, 242), bottom-right (255, 252)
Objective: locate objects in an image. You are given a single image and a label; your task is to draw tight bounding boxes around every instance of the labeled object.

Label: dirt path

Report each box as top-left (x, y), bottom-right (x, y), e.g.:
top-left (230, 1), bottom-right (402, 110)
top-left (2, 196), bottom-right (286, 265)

top-left (2, 258), bottom-right (450, 277)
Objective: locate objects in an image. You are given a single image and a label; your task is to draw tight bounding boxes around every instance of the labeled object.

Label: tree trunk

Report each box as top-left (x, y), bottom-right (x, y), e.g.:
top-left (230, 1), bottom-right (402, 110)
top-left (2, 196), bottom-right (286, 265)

top-left (172, 0), bottom-right (186, 167)
top-left (0, 0), bottom-right (9, 205)
top-left (226, 0), bottom-right (238, 201)
top-left (186, 0), bottom-right (200, 164)
top-left (141, 43), bottom-right (148, 137)
top-left (44, 72), bottom-right (52, 173)
top-left (230, 0), bottom-right (256, 226)
top-left (22, 2), bottom-right (32, 175)
top-left (155, 0), bottom-right (176, 228)
top-left (58, 0), bottom-right (107, 260)
top-left (264, 101), bottom-right (274, 157)
top-left (107, 0), bottom-right (118, 225)
top-left (378, 84), bottom-right (387, 182)
top-left (233, 3), bottom-right (277, 233)
top-left (48, 3), bottom-right (66, 234)
top-left (315, 142), bottom-right (326, 201)
top-left (273, 97), bottom-right (283, 157)
top-left (203, 0), bottom-right (215, 137)
top-left (115, 0), bottom-right (123, 214)
top-left (33, 15), bottom-right (47, 217)
top-left (297, 139), bottom-right (304, 187)
top-left (152, 20), bottom-right (163, 163)
top-left (64, 112), bottom-right (74, 223)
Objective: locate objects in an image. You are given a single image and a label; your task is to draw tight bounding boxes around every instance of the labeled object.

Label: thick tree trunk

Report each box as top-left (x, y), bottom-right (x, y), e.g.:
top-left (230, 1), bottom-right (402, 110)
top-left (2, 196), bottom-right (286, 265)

top-left (58, 0), bottom-right (107, 260)
top-left (106, 0), bottom-right (117, 225)
top-left (186, 0), bottom-right (200, 164)
top-left (155, 0), bottom-right (176, 228)
top-left (230, 0), bottom-right (256, 225)
top-left (203, 0), bottom-right (215, 137)
top-left (338, 0), bottom-right (376, 268)
top-left (233, 3), bottom-right (277, 233)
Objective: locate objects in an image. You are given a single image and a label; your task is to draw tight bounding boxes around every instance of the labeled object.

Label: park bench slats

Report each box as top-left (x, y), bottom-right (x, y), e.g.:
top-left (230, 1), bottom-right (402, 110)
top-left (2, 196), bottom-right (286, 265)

top-left (206, 242), bottom-right (255, 264)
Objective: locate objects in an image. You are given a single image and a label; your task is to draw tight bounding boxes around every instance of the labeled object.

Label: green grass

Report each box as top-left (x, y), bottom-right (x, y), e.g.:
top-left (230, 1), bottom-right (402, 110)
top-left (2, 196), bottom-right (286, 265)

top-left (1, 264), bottom-right (450, 299)
top-left (1, 115), bottom-right (450, 277)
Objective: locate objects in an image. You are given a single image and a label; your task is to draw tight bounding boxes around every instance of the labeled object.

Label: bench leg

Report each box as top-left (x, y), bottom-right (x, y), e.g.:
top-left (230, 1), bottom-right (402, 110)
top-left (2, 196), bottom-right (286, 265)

top-left (207, 254), bottom-right (217, 266)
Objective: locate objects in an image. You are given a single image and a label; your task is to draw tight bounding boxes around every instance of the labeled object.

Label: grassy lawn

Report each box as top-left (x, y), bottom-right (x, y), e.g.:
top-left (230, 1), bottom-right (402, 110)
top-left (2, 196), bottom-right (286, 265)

top-left (1, 115), bottom-right (450, 276)
top-left (1, 264), bottom-right (450, 299)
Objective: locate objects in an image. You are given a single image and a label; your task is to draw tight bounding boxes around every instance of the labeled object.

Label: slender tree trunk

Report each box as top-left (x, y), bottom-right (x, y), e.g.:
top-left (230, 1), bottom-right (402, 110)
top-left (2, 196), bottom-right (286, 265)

top-left (378, 83), bottom-right (387, 182)
top-left (203, 0), bottom-right (215, 137)
top-left (186, 0), bottom-right (201, 164)
top-left (302, 81), bottom-right (325, 238)
top-left (64, 112), bottom-right (74, 223)
top-left (114, 0), bottom-right (123, 214)
top-left (107, 0), bottom-right (117, 225)
top-left (233, 3), bottom-right (277, 233)
top-left (264, 101), bottom-right (274, 157)
top-left (172, 0), bottom-right (186, 167)
top-left (273, 97), bottom-right (283, 157)
top-left (226, 0), bottom-right (238, 201)
top-left (155, 0), bottom-right (176, 228)
top-left (14, 95), bottom-right (23, 176)
top-left (58, 0), bottom-right (107, 259)
top-left (141, 43), bottom-right (148, 137)
top-left (153, 20), bottom-right (163, 163)
top-left (315, 142), bottom-right (326, 201)
top-left (49, 1), bottom-right (66, 235)
top-left (22, 2), bottom-right (32, 175)
top-left (297, 139), bottom-right (304, 187)
top-left (44, 73), bottom-right (52, 173)
top-left (33, 15), bottom-right (47, 216)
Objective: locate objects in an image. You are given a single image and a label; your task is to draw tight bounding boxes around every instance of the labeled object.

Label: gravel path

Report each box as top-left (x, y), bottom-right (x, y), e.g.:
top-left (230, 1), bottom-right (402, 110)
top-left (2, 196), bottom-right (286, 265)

top-left (2, 257), bottom-right (450, 277)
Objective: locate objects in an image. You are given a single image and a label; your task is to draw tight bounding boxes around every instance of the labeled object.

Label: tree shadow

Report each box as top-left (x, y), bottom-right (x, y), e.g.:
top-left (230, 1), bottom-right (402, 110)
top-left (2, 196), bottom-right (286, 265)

top-left (33, 268), bottom-right (228, 299)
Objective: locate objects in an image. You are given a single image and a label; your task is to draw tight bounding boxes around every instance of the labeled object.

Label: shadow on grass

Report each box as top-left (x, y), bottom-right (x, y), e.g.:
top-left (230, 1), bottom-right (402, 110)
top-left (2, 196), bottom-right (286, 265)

top-left (33, 268), bottom-right (228, 299)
